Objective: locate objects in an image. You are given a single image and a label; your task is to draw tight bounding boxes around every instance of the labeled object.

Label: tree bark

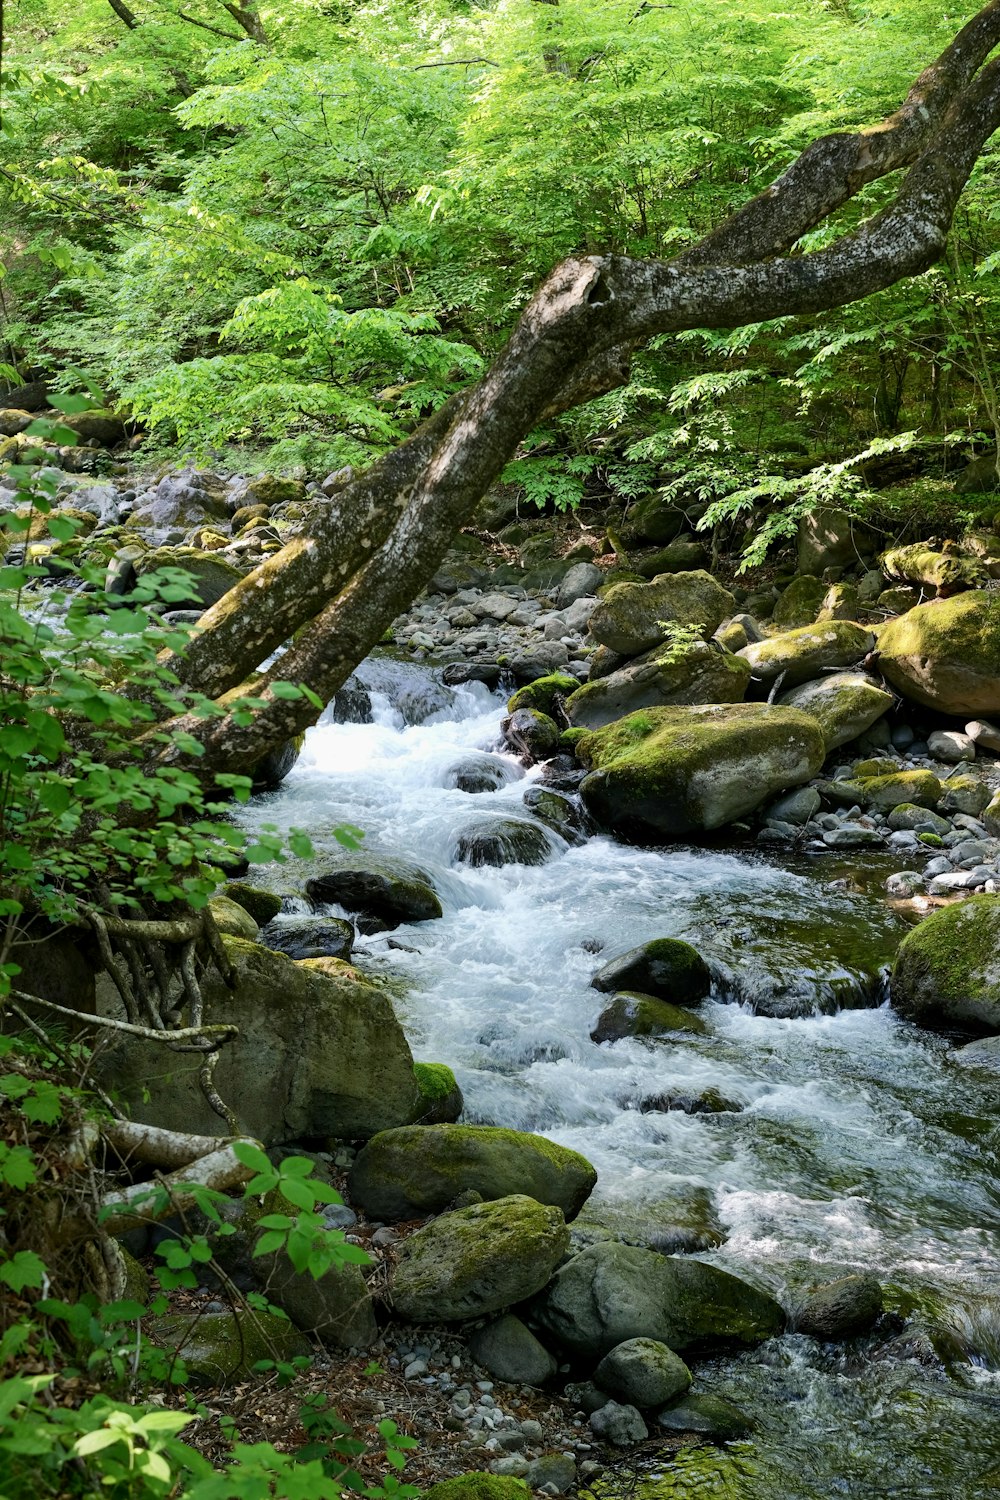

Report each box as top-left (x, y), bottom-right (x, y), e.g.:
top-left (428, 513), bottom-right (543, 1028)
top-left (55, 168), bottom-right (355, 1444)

top-left (154, 8), bottom-right (1000, 776)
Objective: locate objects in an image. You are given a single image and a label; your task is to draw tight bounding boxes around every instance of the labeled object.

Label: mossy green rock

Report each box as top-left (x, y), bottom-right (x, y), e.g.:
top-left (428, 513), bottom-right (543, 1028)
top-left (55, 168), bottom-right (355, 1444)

top-left (533, 1240), bottom-right (785, 1357)
top-left (939, 775), bottom-right (990, 816)
top-left (246, 473), bottom-right (306, 507)
top-left (635, 539), bottom-right (709, 577)
top-left (133, 546), bottom-right (245, 609)
top-left (223, 881), bottom-right (283, 926)
top-left (592, 938), bottom-right (710, 1005)
top-left (656, 1393), bottom-right (755, 1441)
top-left (891, 895), bottom-right (1000, 1033)
top-left (578, 703), bottom-right (825, 837)
top-left (565, 640), bottom-right (750, 731)
top-left (507, 673), bottom-right (579, 717)
top-left (588, 570), bottom-right (735, 657)
top-left (778, 671), bottom-right (893, 753)
top-left (795, 1273), bottom-right (883, 1341)
top-left (592, 992), bottom-right (709, 1043)
top-left (877, 592), bottom-right (1000, 714)
top-left (391, 1194), bottom-right (569, 1322)
top-left (95, 937), bottom-right (418, 1143)
top-left (208, 895), bottom-right (260, 941)
top-left (594, 1337), bottom-right (692, 1408)
top-left (348, 1123), bottom-right (597, 1221)
top-left (772, 574), bottom-right (828, 629)
top-left (410, 1062), bottom-right (464, 1124)
top-left (145, 1308), bottom-right (309, 1385)
top-left (426, 1475), bottom-right (530, 1500)
top-left (738, 621), bottom-right (875, 687)
top-left (861, 769), bottom-right (941, 812)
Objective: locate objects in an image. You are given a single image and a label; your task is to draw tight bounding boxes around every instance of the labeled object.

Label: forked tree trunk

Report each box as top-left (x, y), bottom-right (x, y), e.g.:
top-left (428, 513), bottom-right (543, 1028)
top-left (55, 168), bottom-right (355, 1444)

top-left (151, 4), bottom-right (1000, 777)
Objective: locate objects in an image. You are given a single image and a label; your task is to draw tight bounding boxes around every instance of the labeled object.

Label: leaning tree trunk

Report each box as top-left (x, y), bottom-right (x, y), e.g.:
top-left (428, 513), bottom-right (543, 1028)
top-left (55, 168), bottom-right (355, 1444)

top-left (150, 3), bottom-right (1000, 778)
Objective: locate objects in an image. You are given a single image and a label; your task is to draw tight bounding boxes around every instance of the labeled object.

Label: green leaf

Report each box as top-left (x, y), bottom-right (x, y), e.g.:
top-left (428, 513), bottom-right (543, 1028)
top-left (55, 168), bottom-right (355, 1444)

top-left (0, 1250), bottom-right (47, 1293)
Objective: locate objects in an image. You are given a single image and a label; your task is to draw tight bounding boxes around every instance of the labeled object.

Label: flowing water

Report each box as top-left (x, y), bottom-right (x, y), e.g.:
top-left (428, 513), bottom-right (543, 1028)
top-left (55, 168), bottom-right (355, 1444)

top-left (241, 657), bottom-right (1000, 1498)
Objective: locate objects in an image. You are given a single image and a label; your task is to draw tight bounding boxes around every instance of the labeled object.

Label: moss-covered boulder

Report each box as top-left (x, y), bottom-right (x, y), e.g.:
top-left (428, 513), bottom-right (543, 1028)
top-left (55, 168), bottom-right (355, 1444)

top-left (63, 408), bottom-right (127, 446)
top-left (738, 621), bottom-right (874, 688)
top-left (635, 539), bottom-right (709, 577)
top-left (877, 592), bottom-right (1000, 715)
top-left (939, 775), bottom-right (990, 817)
top-left (777, 671), bottom-right (893, 753)
top-left (533, 1241), bottom-right (785, 1358)
top-left (426, 1475), bottom-right (530, 1500)
top-left (591, 992), bottom-right (709, 1043)
top-left (860, 769), bottom-right (941, 812)
top-left (94, 936), bottom-right (419, 1143)
top-left (246, 474), bottom-right (306, 507)
top-left (628, 493), bottom-right (689, 546)
top-left (565, 640), bottom-right (750, 731)
top-left (588, 571), bottom-right (735, 657)
top-left (223, 881), bottom-right (283, 926)
top-left (133, 546), bottom-right (245, 609)
top-left (506, 673), bottom-right (579, 717)
top-left (593, 1337), bottom-right (692, 1409)
top-left (306, 855), bottom-right (442, 927)
top-left (391, 1194), bottom-right (568, 1322)
top-left (772, 574), bottom-right (828, 629)
top-left (145, 1308), bottom-right (309, 1385)
top-left (208, 895), bottom-right (260, 941)
top-left (656, 1394), bottom-right (755, 1442)
top-left (591, 938), bottom-right (711, 1005)
top-left (348, 1123), bottom-right (597, 1221)
top-left (453, 817), bottom-right (552, 867)
top-left (880, 543), bottom-right (987, 595)
top-left (795, 1274), bottom-right (883, 1341)
top-left (410, 1062), bottom-right (464, 1124)
top-left (502, 707), bottom-right (561, 761)
top-left (891, 895), bottom-right (1000, 1033)
top-left (578, 703), bottom-right (825, 837)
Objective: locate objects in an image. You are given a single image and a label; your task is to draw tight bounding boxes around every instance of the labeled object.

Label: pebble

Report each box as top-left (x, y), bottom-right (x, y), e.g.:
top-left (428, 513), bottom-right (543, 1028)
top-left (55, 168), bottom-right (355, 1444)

top-left (404, 1359), bottom-right (428, 1380)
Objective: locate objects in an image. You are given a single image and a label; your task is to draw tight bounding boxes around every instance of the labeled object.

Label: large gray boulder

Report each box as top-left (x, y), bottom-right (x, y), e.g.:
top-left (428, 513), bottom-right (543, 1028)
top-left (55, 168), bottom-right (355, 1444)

top-left (94, 938), bottom-right (419, 1143)
top-left (133, 546), bottom-right (245, 609)
top-left (391, 1195), bottom-right (568, 1322)
top-left (532, 1241), bottom-right (785, 1357)
top-left (876, 593), bottom-right (1000, 715)
top-left (588, 571), bottom-right (735, 657)
top-left (891, 895), bottom-right (1000, 1033)
top-left (348, 1124), bottom-right (597, 1221)
top-left (565, 641), bottom-right (750, 731)
top-left (578, 703), bottom-right (825, 838)
top-left (469, 1313), bottom-right (557, 1386)
top-left (738, 621), bottom-right (875, 688)
top-left (127, 470), bottom-right (230, 531)
top-left (777, 671), bottom-right (893, 752)
top-left (306, 854), bottom-right (442, 926)
top-left (797, 506), bottom-right (876, 573)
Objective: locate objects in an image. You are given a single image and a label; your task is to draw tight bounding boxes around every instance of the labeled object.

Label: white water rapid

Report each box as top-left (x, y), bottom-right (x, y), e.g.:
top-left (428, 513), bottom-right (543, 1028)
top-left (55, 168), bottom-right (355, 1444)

top-left (240, 657), bottom-right (1000, 1498)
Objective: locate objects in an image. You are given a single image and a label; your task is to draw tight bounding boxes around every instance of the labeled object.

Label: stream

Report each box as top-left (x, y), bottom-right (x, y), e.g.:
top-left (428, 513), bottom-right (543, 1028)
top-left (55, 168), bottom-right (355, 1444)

top-left (240, 656), bottom-right (1000, 1498)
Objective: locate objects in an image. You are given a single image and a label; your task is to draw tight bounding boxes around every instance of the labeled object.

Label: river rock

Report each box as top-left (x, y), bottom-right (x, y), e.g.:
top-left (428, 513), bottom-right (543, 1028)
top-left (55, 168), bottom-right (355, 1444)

top-left (772, 574), bottom-right (828, 629)
top-left (348, 1123), bottom-right (597, 1221)
top-left (939, 776), bottom-right (990, 817)
top-left (766, 786), bottom-right (822, 825)
top-left (133, 545), bottom-right (244, 609)
top-left (410, 1062), bottom-right (464, 1125)
top-left (589, 1401), bottom-right (648, 1446)
top-left (593, 1338), bottom-right (691, 1409)
top-left (453, 817), bottom-right (553, 867)
top-left (588, 571), bottom-right (735, 657)
top-left (891, 895), bottom-right (1000, 1033)
top-left (967, 718), bottom-right (1000, 754)
top-left (445, 755), bottom-right (522, 793)
top-left (578, 704), bottom-right (825, 837)
top-left (391, 1195), bottom-right (568, 1322)
top-left (262, 917), bottom-right (354, 961)
top-left (565, 640), bottom-right (750, 730)
top-left (860, 769), bottom-right (941, 812)
top-left (533, 1241), bottom-right (785, 1357)
top-left (795, 1274), bottom-right (883, 1341)
top-left (502, 707), bottom-right (561, 761)
top-left (777, 671), bottom-right (893, 752)
top-left (556, 562), bottom-right (603, 605)
top-left (222, 881), bottom-right (282, 926)
top-left (591, 992), bottom-right (709, 1043)
top-left (656, 1394), bottom-right (755, 1442)
top-left (127, 470), bottom-right (230, 531)
top-left (950, 1035), bottom-right (1000, 1070)
top-left (426, 1478), bottom-right (531, 1500)
top-left (591, 939), bottom-right (710, 1006)
top-left (636, 538), bottom-right (709, 577)
top-left (253, 1243), bottom-right (377, 1348)
top-left (877, 593), bottom-right (1000, 715)
top-left (250, 736), bottom-right (301, 791)
top-left (886, 805), bottom-right (950, 835)
top-left (469, 1313), bottom-right (557, 1386)
top-left (306, 855), bottom-right (442, 927)
top-left (0, 408), bottom-right (36, 438)
top-left (522, 786), bottom-right (589, 843)
top-left (738, 621), bottom-right (875, 689)
top-left (928, 729), bottom-right (975, 763)
top-left (207, 895), bottom-right (259, 941)
top-left (94, 936), bottom-right (419, 1142)
top-left (145, 1308), bottom-right (309, 1384)
top-left (507, 673), bottom-right (580, 717)
top-left (629, 492), bottom-right (690, 545)
top-left (797, 506), bottom-right (876, 574)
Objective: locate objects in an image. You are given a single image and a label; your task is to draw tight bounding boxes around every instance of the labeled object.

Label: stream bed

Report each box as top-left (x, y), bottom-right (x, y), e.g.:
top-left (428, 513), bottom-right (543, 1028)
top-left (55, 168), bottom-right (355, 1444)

top-left (240, 658), bottom-right (1000, 1498)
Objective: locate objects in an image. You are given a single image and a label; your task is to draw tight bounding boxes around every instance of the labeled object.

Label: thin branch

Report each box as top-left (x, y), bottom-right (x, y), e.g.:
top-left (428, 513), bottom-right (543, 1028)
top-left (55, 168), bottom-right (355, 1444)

top-left (176, 8), bottom-right (242, 39)
top-left (413, 57), bottom-right (499, 69)
top-left (7, 988), bottom-right (238, 1045)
